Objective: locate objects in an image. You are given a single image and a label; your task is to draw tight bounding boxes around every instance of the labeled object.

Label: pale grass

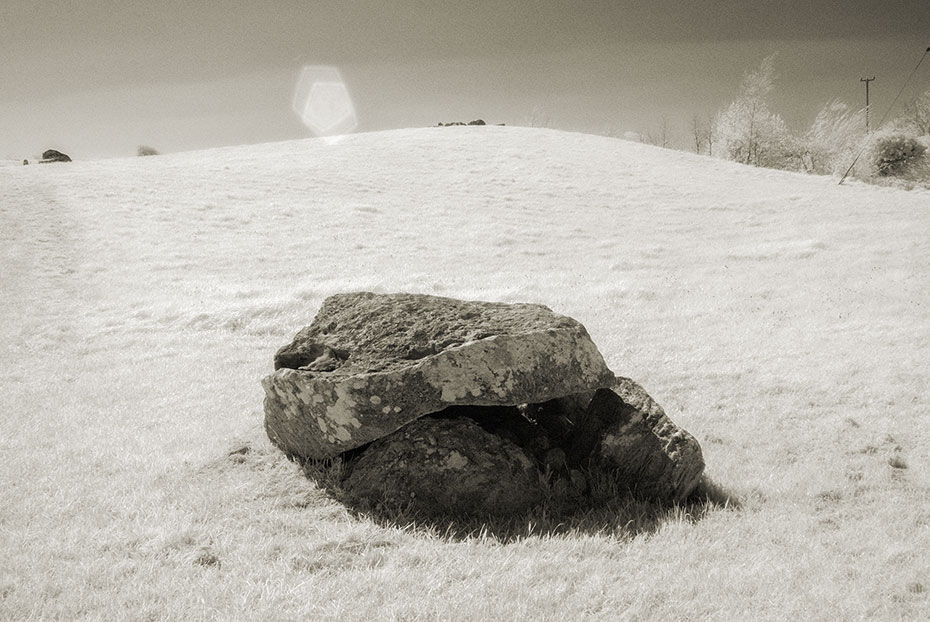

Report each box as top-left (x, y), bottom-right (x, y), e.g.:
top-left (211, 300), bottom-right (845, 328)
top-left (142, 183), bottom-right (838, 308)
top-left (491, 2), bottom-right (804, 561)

top-left (2, 127), bottom-right (929, 620)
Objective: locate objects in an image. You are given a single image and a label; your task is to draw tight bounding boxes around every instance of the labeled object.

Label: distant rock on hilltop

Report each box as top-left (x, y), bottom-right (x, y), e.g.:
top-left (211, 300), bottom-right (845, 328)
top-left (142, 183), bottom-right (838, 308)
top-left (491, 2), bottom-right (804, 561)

top-left (437, 119), bottom-right (504, 127)
top-left (40, 149), bottom-right (71, 163)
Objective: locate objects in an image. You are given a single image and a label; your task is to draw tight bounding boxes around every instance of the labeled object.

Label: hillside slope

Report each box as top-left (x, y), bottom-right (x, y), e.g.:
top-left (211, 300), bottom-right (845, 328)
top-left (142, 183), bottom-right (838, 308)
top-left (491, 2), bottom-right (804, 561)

top-left (2, 127), bottom-right (929, 620)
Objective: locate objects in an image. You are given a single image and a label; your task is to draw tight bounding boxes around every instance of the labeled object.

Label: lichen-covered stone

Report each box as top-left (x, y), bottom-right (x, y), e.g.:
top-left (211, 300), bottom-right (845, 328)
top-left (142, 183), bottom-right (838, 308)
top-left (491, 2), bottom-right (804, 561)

top-left (262, 292), bottom-right (615, 459)
top-left (343, 416), bottom-right (545, 516)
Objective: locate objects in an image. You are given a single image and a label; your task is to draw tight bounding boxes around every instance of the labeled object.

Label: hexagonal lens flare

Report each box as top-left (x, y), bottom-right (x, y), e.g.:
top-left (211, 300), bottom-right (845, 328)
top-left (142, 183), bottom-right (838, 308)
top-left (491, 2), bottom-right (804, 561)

top-left (293, 66), bottom-right (358, 137)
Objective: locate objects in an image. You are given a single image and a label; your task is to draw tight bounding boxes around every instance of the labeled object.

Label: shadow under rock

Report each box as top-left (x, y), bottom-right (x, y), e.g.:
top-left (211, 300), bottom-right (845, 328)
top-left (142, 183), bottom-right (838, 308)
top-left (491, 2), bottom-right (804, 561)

top-left (290, 400), bottom-right (740, 541)
top-left (298, 455), bottom-right (739, 543)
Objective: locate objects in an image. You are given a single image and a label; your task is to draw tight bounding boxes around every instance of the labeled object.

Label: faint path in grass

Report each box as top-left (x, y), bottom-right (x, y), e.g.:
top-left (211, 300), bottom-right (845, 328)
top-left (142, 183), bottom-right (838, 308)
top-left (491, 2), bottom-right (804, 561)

top-left (0, 171), bottom-right (95, 374)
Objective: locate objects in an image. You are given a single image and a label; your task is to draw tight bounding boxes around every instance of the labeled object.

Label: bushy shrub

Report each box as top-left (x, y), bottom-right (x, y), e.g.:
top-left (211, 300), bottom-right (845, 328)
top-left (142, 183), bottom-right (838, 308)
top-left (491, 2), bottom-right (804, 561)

top-left (137, 145), bottom-right (159, 157)
top-left (870, 133), bottom-right (927, 176)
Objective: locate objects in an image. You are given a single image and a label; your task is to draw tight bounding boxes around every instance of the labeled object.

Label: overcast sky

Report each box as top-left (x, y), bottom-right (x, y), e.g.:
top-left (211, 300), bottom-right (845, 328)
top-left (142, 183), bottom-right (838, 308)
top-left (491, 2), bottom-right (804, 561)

top-left (2, 1), bottom-right (929, 158)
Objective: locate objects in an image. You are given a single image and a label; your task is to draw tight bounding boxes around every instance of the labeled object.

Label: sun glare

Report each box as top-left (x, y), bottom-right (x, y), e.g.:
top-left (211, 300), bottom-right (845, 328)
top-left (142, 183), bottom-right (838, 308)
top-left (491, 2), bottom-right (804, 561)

top-left (292, 65), bottom-right (358, 137)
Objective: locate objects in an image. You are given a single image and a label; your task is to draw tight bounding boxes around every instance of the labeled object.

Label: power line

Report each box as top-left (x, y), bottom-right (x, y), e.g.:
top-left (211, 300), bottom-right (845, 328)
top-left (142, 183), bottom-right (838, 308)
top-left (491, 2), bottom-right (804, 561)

top-left (839, 46), bottom-right (930, 185)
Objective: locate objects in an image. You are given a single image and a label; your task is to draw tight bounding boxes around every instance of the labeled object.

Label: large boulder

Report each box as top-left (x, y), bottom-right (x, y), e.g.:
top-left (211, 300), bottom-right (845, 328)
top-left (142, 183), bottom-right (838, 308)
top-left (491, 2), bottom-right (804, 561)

top-left (262, 292), bottom-right (616, 460)
top-left (344, 415), bottom-right (545, 517)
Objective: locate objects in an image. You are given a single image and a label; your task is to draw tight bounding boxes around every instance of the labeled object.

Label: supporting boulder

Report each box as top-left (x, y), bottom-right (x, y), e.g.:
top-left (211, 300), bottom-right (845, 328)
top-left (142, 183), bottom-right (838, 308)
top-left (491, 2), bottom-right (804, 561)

top-left (596, 377), bottom-right (704, 502)
top-left (344, 415), bottom-right (545, 517)
top-left (535, 377), bottom-right (705, 503)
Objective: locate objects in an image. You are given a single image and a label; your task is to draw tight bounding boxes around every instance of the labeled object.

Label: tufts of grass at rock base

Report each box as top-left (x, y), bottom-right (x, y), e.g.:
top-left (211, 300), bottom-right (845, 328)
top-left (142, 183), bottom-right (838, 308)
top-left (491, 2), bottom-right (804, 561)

top-left (295, 448), bottom-right (737, 543)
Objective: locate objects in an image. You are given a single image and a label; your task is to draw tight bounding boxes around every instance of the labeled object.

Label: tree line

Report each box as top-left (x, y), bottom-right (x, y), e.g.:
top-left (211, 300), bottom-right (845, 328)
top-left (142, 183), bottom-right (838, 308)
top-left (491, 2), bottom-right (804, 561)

top-left (643, 55), bottom-right (930, 183)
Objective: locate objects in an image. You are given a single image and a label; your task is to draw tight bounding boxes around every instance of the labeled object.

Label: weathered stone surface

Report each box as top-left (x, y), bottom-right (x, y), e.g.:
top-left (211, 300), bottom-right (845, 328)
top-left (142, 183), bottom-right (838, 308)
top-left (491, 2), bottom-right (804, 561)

top-left (40, 149), bottom-right (71, 163)
top-left (343, 415), bottom-right (545, 516)
top-left (262, 292), bottom-right (615, 460)
top-left (527, 377), bottom-right (703, 502)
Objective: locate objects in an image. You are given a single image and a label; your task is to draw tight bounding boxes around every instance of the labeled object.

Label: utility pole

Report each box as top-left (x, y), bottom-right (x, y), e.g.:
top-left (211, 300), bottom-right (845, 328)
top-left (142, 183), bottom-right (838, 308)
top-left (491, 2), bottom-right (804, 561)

top-left (860, 77), bottom-right (875, 132)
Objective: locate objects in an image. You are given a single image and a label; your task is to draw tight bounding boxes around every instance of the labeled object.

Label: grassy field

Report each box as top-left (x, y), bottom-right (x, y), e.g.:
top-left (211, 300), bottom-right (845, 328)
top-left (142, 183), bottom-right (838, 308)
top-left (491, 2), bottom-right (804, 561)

top-left (2, 127), bottom-right (929, 620)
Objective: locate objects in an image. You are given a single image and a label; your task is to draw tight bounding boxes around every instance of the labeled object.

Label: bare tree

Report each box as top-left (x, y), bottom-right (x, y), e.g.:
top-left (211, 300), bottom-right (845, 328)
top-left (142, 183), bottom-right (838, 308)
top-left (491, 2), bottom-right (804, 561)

top-left (897, 89), bottom-right (930, 135)
top-left (690, 114), bottom-right (713, 155)
top-left (644, 116), bottom-right (671, 148)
